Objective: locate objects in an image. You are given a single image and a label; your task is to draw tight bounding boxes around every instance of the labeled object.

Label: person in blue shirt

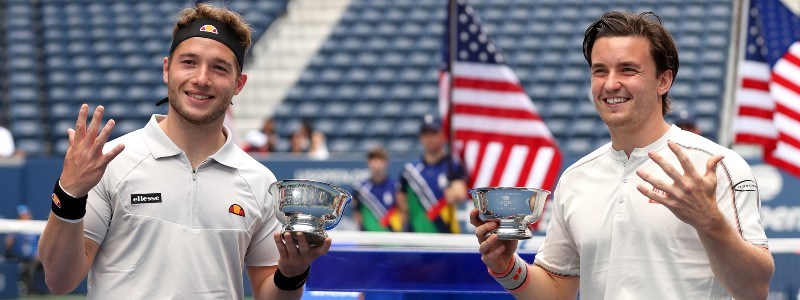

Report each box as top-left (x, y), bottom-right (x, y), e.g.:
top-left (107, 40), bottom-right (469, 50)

top-left (352, 147), bottom-right (402, 232)
top-left (5, 205), bottom-right (41, 294)
top-left (397, 114), bottom-right (469, 233)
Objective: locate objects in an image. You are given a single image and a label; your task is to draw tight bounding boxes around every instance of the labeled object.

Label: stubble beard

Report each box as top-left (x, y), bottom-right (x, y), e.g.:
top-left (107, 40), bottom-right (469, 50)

top-left (167, 89), bottom-right (230, 127)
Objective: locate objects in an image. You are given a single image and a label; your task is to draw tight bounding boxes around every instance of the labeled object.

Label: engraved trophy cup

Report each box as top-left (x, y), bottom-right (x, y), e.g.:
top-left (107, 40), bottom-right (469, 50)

top-left (269, 179), bottom-right (352, 247)
top-left (470, 187), bottom-right (550, 240)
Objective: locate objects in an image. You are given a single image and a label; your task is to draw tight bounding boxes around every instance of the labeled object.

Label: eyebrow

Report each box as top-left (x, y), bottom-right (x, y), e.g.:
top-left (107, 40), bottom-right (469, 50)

top-left (590, 61), bottom-right (642, 69)
top-left (617, 61), bottom-right (642, 69)
top-left (175, 52), bottom-right (235, 70)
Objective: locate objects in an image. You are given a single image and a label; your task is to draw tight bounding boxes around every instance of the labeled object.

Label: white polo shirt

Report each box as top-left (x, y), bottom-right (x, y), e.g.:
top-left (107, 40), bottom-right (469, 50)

top-left (84, 115), bottom-right (282, 299)
top-left (534, 125), bottom-right (767, 300)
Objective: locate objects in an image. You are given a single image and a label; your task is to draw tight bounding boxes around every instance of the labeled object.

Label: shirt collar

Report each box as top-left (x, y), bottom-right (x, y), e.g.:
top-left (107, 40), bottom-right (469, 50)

top-left (608, 125), bottom-right (680, 161)
top-left (142, 114), bottom-right (241, 168)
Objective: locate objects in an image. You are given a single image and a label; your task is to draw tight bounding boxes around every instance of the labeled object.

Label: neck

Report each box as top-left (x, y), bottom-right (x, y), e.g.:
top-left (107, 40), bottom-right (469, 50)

top-left (158, 115), bottom-right (227, 168)
top-left (423, 149), bottom-right (446, 165)
top-left (370, 172), bottom-right (387, 183)
top-left (609, 120), bottom-right (671, 158)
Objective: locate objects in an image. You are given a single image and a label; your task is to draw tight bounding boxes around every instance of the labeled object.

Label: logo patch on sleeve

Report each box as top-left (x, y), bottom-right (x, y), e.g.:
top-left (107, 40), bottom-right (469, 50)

top-left (131, 193), bottom-right (162, 204)
top-left (229, 204), bottom-right (245, 217)
top-left (733, 180), bottom-right (758, 192)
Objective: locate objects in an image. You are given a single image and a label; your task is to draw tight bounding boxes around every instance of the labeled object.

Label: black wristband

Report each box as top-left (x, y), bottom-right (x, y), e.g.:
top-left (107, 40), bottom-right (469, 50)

top-left (273, 267), bottom-right (310, 291)
top-left (51, 179), bottom-right (88, 220)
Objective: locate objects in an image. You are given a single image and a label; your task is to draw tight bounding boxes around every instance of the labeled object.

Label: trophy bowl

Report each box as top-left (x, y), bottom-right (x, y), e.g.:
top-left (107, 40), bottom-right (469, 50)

top-left (470, 187), bottom-right (550, 240)
top-left (269, 179), bottom-right (352, 247)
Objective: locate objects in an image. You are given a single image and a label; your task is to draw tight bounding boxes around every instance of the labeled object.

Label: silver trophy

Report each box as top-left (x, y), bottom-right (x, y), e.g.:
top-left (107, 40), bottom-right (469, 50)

top-left (269, 179), bottom-right (352, 247)
top-left (470, 187), bottom-right (550, 240)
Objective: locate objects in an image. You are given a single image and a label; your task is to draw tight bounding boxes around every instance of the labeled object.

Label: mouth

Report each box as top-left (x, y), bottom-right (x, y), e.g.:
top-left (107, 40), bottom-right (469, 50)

top-left (186, 91), bottom-right (214, 101)
top-left (603, 97), bottom-right (629, 104)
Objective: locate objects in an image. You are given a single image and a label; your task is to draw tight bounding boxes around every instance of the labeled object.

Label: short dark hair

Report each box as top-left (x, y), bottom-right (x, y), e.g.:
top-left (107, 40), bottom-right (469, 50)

top-left (583, 11), bottom-right (678, 116)
top-left (367, 147), bottom-right (389, 161)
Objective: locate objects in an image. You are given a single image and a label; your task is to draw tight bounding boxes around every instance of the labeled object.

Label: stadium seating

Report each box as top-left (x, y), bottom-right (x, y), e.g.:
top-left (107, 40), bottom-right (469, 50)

top-left (273, 0), bottom-right (731, 155)
top-left (2, 0), bottom-right (288, 156)
top-left (2, 0), bottom-right (731, 156)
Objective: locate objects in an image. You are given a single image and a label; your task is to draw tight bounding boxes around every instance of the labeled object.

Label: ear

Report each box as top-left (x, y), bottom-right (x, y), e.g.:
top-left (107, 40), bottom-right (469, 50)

top-left (233, 73), bottom-right (248, 96)
top-left (162, 57), bottom-right (170, 84)
top-left (657, 69), bottom-right (673, 96)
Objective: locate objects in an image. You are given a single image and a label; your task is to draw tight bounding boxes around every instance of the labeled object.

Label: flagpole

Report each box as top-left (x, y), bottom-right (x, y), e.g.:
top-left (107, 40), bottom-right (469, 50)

top-left (719, 0), bottom-right (747, 147)
top-left (446, 0), bottom-right (457, 178)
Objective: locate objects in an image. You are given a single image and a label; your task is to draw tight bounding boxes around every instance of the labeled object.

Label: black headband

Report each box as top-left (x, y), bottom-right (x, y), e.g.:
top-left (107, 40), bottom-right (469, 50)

top-left (170, 18), bottom-right (245, 70)
top-left (157, 18), bottom-right (246, 106)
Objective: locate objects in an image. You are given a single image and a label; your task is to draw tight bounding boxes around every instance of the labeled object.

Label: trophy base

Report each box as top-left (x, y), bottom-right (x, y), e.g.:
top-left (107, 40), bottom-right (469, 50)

top-left (282, 217), bottom-right (328, 247)
top-left (493, 227), bottom-right (532, 240)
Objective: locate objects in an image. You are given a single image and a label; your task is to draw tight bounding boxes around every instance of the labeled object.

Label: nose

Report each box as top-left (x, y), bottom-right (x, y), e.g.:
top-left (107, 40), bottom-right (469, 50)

top-left (604, 72), bottom-right (622, 91)
top-left (192, 66), bottom-right (211, 87)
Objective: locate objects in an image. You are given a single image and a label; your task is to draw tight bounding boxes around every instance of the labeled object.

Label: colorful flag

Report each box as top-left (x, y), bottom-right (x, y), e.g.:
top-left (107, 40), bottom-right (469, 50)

top-left (734, 0), bottom-right (800, 177)
top-left (439, 0), bottom-right (562, 191)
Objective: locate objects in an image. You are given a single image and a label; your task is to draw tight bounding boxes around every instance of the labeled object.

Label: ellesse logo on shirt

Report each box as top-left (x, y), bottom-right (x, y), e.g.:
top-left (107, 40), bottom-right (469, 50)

top-left (131, 193), bottom-right (162, 204)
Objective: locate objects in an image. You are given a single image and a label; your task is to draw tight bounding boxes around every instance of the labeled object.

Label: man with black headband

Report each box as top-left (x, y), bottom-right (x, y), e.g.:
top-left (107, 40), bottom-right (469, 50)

top-left (38, 4), bottom-right (328, 299)
top-left (471, 11), bottom-right (773, 299)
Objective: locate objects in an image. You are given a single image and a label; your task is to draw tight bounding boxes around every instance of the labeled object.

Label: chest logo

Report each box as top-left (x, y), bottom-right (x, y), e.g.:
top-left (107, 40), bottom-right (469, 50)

top-left (229, 204), bottom-right (245, 217)
top-left (131, 193), bottom-right (162, 204)
top-left (648, 187), bottom-right (668, 204)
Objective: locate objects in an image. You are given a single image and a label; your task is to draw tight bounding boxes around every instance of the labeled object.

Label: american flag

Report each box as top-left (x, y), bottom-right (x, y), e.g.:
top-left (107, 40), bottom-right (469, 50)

top-left (439, 0), bottom-right (562, 191)
top-left (734, 0), bottom-right (800, 177)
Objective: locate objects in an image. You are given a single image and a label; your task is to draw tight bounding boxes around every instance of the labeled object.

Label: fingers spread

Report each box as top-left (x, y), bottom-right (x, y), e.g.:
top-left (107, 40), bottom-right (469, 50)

top-left (74, 104), bottom-right (89, 141)
top-left (667, 141), bottom-right (699, 178)
top-left (636, 169), bottom-right (672, 196)
top-left (103, 144), bottom-right (126, 165)
top-left (637, 184), bottom-right (669, 205)
top-left (86, 106), bottom-right (105, 143)
top-left (647, 150), bottom-right (683, 182)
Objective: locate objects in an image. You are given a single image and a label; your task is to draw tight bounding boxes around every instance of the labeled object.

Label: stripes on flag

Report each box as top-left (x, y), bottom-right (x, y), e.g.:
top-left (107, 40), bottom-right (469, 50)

top-left (734, 0), bottom-right (800, 177)
top-left (440, 1), bottom-right (561, 192)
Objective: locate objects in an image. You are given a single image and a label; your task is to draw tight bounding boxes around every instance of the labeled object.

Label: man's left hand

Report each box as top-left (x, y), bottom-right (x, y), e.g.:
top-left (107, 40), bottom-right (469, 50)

top-left (636, 140), bottom-right (726, 232)
top-left (273, 232), bottom-right (331, 277)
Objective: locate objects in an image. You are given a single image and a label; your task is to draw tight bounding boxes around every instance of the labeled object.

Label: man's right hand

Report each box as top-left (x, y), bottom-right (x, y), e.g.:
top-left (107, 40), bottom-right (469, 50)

top-left (470, 208), bottom-right (519, 274)
top-left (59, 104), bottom-right (125, 197)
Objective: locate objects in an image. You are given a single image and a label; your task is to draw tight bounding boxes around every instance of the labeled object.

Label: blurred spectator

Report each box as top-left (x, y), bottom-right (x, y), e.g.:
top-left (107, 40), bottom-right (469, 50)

top-left (352, 147), bottom-right (402, 232)
top-left (675, 110), bottom-right (701, 135)
top-left (290, 121), bottom-right (329, 160)
top-left (242, 119), bottom-right (280, 154)
top-left (0, 125), bottom-right (15, 158)
top-left (396, 114), bottom-right (469, 233)
top-left (5, 205), bottom-right (41, 294)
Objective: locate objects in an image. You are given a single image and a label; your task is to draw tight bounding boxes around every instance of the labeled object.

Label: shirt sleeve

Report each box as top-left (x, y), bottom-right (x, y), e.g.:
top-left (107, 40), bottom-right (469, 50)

top-left (718, 152), bottom-right (768, 247)
top-left (533, 181), bottom-right (580, 277)
top-left (245, 190), bottom-right (282, 267)
top-left (84, 176), bottom-right (114, 245)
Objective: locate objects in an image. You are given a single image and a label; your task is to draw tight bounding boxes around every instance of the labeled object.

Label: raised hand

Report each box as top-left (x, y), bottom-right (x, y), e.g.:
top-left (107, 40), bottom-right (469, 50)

top-left (59, 104), bottom-right (125, 197)
top-left (470, 208), bottom-right (519, 274)
top-left (636, 140), bottom-right (725, 231)
top-left (273, 232), bottom-right (331, 277)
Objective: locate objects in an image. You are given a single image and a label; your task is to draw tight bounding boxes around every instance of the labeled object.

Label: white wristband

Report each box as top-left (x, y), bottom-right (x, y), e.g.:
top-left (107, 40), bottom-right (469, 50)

top-left (489, 254), bottom-right (529, 291)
